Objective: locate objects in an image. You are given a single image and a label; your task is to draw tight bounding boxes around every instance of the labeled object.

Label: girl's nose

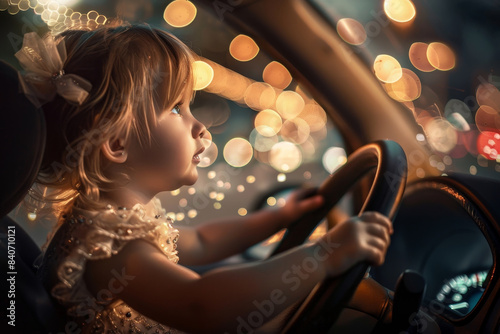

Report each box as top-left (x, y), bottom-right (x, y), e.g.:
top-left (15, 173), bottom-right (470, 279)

top-left (192, 118), bottom-right (209, 141)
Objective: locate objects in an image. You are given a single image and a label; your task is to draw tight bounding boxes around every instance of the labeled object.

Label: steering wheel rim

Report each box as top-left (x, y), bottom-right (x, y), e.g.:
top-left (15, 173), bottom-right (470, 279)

top-left (271, 140), bottom-right (407, 333)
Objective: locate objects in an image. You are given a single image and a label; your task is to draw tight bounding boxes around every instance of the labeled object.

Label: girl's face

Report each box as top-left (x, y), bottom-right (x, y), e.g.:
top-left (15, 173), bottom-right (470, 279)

top-left (125, 90), bottom-right (209, 195)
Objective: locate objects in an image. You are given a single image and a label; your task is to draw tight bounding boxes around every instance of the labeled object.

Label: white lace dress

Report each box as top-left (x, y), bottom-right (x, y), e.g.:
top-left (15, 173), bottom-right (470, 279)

top-left (38, 197), bottom-right (184, 333)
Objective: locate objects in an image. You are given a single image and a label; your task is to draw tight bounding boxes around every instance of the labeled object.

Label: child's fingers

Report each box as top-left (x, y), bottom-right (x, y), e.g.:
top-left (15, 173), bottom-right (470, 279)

top-left (366, 233), bottom-right (390, 252)
top-left (361, 237), bottom-right (388, 266)
top-left (365, 223), bottom-right (391, 245)
top-left (360, 211), bottom-right (393, 234)
top-left (298, 195), bottom-right (324, 212)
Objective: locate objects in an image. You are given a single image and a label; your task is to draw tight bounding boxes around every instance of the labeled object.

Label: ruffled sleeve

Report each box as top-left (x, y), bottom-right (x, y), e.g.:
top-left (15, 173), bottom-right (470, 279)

top-left (48, 197), bottom-right (179, 319)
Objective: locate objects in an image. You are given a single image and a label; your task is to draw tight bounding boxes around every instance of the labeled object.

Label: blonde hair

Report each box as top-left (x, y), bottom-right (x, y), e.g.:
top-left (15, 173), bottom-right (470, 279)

top-left (25, 22), bottom-right (194, 221)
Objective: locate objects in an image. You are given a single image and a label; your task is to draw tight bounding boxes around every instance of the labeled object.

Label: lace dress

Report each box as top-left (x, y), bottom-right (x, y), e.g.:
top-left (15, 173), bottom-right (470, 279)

top-left (37, 197), bottom-right (184, 333)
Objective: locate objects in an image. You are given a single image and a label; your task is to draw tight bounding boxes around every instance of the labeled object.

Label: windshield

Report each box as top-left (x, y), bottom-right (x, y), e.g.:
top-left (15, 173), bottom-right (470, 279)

top-left (309, 0), bottom-right (500, 179)
top-left (1, 0), bottom-right (346, 241)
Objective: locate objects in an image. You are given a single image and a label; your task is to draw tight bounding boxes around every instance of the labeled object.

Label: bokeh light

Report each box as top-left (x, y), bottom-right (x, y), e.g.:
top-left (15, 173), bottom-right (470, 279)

top-left (192, 60), bottom-right (214, 91)
top-left (223, 138), bottom-right (253, 167)
top-left (280, 118), bottom-right (310, 144)
top-left (254, 109), bottom-right (283, 137)
top-left (298, 103), bottom-right (328, 132)
top-left (476, 83), bottom-right (500, 111)
top-left (276, 91), bottom-right (305, 119)
top-left (336, 18), bottom-right (366, 45)
top-left (475, 105), bottom-right (500, 133)
top-left (163, 0), bottom-right (197, 28)
top-left (384, 0), bottom-right (416, 23)
top-left (409, 42), bottom-right (435, 72)
top-left (267, 197), bottom-right (277, 206)
top-left (427, 42), bottom-right (456, 71)
top-left (198, 141), bottom-right (218, 168)
top-left (229, 34), bottom-right (259, 62)
top-left (244, 82), bottom-right (276, 111)
top-left (373, 54), bottom-right (403, 83)
top-left (322, 147), bottom-right (347, 173)
top-left (249, 128), bottom-right (279, 152)
top-left (425, 118), bottom-right (458, 153)
top-left (277, 173), bottom-right (287, 182)
top-left (384, 68), bottom-right (421, 102)
top-left (269, 141), bottom-right (303, 173)
top-left (262, 61), bottom-right (292, 89)
top-left (477, 132), bottom-right (500, 161)
top-left (447, 112), bottom-right (471, 132)
top-left (444, 99), bottom-right (473, 125)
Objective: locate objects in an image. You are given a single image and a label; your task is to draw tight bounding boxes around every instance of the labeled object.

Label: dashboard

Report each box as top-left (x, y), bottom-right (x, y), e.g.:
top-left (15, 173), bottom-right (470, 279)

top-left (370, 177), bottom-right (494, 321)
top-left (436, 270), bottom-right (489, 318)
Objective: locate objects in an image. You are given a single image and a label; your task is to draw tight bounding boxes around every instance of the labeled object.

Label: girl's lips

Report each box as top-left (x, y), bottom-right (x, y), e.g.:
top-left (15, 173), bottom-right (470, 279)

top-left (193, 147), bottom-right (205, 164)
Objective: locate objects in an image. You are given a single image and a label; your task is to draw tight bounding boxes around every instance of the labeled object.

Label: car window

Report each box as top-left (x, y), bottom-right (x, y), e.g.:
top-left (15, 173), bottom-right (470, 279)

top-left (309, 0), bottom-right (500, 180)
top-left (1, 1), bottom-right (347, 243)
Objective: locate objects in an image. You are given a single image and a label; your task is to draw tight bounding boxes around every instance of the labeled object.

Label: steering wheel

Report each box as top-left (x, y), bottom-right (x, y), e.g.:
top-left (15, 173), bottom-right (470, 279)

top-left (270, 140), bottom-right (407, 333)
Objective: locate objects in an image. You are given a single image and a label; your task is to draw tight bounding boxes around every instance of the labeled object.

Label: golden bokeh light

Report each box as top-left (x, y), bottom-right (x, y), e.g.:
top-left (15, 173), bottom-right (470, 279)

top-left (223, 138), bottom-right (253, 167)
top-left (298, 103), bottom-right (327, 132)
top-left (203, 60), bottom-right (227, 94)
top-left (267, 197), bottom-right (277, 206)
top-left (219, 72), bottom-right (252, 103)
top-left (229, 34), bottom-right (259, 62)
top-left (295, 85), bottom-right (314, 104)
top-left (238, 208), bottom-right (248, 216)
top-left (277, 173), bottom-right (287, 182)
top-left (244, 82), bottom-right (276, 111)
top-left (425, 118), bottom-right (458, 153)
top-left (254, 109), bottom-right (282, 137)
top-left (280, 118), bottom-right (310, 144)
top-left (163, 0), bottom-right (197, 28)
top-left (276, 91), bottom-right (305, 119)
top-left (322, 147), bottom-right (347, 173)
top-left (300, 138), bottom-right (317, 161)
top-left (262, 61), bottom-right (292, 90)
top-left (198, 141), bottom-right (218, 168)
top-left (409, 42), bottom-right (436, 72)
top-left (192, 60), bottom-right (214, 91)
top-left (336, 18), bottom-right (367, 45)
top-left (249, 128), bottom-right (279, 152)
top-left (384, 68), bottom-right (421, 102)
top-left (475, 105), bottom-right (500, 133)
top-left (476, 83), bottom-right (500, 111)
top-left (427, 42), bottom-right (455, 71)
top-left (384, 0), bottom-right (416, 23)
top-left (269, 141), bottom-right (303, 173)
top-left (373, 54), bottom-right (403, 83)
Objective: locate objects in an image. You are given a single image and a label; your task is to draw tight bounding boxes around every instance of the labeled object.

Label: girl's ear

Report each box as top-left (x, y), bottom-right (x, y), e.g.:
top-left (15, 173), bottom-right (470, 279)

top-left (101, 138), bottom-right (128, 163)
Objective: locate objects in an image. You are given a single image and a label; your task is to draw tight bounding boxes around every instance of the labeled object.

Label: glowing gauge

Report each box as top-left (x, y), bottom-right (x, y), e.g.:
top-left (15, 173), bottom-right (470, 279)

top-left (436, 271), bottom-right (489, 317)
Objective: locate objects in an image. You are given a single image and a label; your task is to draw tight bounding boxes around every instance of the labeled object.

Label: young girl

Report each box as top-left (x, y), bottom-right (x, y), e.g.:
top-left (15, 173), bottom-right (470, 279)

top-left (17, 23), bottom-right (393, 333)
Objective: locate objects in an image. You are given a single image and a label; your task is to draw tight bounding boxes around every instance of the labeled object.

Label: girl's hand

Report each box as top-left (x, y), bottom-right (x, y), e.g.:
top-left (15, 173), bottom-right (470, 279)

top-left (316, 211), bottom-right (393, 277)
top-left (279, 188), bottom-right (324, 228)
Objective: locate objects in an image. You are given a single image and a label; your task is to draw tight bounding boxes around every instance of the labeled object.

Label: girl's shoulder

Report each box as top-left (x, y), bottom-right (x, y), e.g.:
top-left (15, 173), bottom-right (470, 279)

top-left (38, 197), bottom-right (180, 314)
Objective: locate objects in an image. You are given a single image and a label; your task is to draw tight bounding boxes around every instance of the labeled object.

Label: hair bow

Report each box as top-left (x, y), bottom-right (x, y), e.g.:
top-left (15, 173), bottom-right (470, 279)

top-left (15, 32), bottom-right (92, 108)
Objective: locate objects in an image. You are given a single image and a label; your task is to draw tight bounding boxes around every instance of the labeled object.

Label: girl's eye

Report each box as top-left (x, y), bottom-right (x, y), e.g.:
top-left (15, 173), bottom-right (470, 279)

top-left (171, 105), bottom-right (181, 115)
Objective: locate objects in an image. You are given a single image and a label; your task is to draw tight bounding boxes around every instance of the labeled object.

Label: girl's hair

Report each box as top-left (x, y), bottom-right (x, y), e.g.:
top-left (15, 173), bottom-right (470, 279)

top-left (25, 22), bottom-right (194, 221)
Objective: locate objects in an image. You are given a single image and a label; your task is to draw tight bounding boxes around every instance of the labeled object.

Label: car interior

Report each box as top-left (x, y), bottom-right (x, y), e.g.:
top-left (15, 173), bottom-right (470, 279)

top-left (1, 0), bottom-right (499, 333)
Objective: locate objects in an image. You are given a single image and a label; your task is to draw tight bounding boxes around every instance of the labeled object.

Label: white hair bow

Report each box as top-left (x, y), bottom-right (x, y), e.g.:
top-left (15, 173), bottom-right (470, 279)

top-left (15, 32), bottom-right (92, 108)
